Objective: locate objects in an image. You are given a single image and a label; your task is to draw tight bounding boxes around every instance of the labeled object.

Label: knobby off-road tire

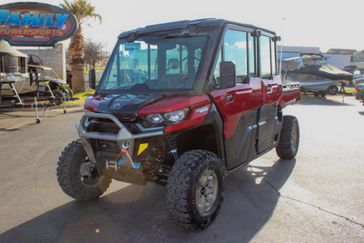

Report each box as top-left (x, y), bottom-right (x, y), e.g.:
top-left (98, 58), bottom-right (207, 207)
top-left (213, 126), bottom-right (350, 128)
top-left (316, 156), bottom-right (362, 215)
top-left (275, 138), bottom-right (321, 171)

top-left (57, 140), bottom-right (112, 201)
top-left (276, 115), bottom-right (300, 160)
top-left (166, 150), bottom-right (224, 230)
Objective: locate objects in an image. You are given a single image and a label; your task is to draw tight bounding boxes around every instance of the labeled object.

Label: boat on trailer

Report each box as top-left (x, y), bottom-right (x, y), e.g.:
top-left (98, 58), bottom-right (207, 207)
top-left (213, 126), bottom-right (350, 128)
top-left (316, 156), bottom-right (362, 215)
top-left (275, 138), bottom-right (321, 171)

top-left (282, 53), bottom-right (353, 96)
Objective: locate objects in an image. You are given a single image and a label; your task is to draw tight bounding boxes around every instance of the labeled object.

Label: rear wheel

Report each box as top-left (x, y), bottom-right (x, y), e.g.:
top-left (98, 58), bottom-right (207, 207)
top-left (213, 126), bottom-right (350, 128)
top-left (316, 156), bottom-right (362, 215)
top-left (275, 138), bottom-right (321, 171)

top-left (276, 115), bottom-right (300, 160)
top-left (57, 140), bottom-right (112, 201)
top-left (166, 150), bottom-right (224, 230)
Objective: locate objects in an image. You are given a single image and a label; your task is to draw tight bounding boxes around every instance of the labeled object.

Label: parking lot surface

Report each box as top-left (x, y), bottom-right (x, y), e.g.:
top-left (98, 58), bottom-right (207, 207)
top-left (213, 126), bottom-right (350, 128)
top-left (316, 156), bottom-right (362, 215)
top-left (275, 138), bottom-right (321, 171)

top-left (0, 97), bottom-right (363, 243)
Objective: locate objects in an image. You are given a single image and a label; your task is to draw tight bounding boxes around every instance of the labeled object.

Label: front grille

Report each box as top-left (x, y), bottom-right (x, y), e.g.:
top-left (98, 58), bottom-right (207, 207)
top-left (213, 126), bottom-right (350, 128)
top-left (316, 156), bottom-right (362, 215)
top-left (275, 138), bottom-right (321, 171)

top-left (123, 123), bottom-right (140, 134)
top-left (116, 113), bottom-right (138, 123)
top-left (86, 117), bottom-right (141, 135)
top-left (87, 119), bottom-right (120, 134)
top-left (97, 140), bottom-right (119, 153)
top-left (115, 113), bottom-right (141, 134)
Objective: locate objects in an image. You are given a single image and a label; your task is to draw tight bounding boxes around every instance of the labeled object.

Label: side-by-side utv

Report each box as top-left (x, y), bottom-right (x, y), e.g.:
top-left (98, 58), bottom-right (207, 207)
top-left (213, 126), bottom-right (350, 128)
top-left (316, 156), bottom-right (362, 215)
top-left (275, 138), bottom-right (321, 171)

top-left (57, 19), bottom-right (301, 230)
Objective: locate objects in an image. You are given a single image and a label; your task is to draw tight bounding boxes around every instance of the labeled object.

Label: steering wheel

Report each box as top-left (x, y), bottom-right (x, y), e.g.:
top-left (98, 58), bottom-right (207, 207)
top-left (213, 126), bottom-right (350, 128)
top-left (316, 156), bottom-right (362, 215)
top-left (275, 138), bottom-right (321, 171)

top-left (130, 83), bottom-right (151, 91)
top-left (182, 56), bottom-right (200, 63)
top-left (175, 75), bottom-right (193, 89)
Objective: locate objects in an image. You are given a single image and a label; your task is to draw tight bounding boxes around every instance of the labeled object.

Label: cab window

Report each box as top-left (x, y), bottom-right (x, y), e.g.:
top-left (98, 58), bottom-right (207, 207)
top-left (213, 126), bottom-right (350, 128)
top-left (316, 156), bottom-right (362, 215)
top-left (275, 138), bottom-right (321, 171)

top-left (212, 29), bottom-right (257, 87)
top-left (166, 44), bottom-right (188, 74)
top-left (271, 39), bottom-right (277, 75)
top-left (259, 35), bottom-right (272, 79)
top-left (248, 33), bottom-right (256, 77)
top-left (223, 29), bottom-right (248, 83)
top-left (213, 49), bottom-right (222, 86)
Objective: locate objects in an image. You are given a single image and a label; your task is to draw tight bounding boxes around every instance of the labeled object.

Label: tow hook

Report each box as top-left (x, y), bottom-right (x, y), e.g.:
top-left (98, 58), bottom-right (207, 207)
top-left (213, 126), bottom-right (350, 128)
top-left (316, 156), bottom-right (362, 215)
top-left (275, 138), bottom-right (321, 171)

top-left (119, 142), bottom-right (141, 170)
top-left (105, 141), bottom-right (141, 170)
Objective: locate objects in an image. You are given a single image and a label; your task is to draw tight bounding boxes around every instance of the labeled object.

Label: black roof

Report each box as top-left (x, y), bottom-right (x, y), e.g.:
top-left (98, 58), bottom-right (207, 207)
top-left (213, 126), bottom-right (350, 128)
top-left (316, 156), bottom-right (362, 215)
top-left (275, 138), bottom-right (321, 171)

top-left (118, 18), bottom-right (276, 39)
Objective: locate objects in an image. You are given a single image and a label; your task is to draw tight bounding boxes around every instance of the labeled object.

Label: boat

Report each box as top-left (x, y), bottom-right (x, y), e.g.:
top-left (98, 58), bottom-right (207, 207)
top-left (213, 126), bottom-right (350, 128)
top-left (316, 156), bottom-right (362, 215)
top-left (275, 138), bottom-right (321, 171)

top-left (0, 39), bottom-right (30, 96)
top-left (282, 53), bottom-right (353, 96)
top-left (1, 40), bottom-right (72, 105)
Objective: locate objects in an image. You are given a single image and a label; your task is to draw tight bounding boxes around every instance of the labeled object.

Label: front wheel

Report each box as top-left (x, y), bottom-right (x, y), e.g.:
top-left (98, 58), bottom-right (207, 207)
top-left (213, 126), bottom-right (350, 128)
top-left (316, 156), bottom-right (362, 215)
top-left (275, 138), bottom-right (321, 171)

top-left (52, 89), bottom-right (66, 106)
top-left (166, 150), bottom-right (224, 230)
top-left (276, 115), bottom-right (300, 160)
top-left (57, 140), bottom-right (112, 201)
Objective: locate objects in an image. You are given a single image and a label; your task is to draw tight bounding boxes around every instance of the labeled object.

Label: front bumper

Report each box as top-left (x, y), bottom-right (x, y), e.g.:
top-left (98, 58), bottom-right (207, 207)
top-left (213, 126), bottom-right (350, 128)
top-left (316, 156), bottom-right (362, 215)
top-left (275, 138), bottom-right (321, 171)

top-left (76, 112), bottom-right (163, 169)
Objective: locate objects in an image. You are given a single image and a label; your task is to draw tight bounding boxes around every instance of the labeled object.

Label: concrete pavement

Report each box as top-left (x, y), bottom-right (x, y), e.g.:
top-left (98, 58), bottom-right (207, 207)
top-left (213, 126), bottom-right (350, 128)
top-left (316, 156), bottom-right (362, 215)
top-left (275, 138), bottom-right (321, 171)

top-left (0, 96), bottom-right (363, 242)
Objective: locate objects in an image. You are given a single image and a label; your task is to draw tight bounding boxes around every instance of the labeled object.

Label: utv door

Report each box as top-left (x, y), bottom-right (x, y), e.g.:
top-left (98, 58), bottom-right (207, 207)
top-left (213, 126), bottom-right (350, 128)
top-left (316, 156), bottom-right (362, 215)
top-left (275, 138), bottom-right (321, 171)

top-left (256, 34), bottom-right (282, 154)
top-left (210, 28), bottom-right (261, 170)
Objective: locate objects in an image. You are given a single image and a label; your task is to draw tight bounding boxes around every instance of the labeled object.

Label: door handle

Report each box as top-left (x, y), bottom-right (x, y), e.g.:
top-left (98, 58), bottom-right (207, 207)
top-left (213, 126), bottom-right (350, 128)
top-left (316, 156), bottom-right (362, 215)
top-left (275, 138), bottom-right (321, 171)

top-left (266, 85), bottom-right (277, 93)
top-left (225, 94), bottom-right (234, 102)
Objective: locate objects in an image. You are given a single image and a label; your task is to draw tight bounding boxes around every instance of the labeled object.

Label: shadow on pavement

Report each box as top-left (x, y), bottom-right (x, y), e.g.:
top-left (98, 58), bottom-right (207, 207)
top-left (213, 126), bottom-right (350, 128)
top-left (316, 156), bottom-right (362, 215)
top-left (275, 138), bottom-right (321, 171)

top-left (0, 128), bottom-right (20, 132)
top-left (0, 159), bottom-right (296, 243)
top-left (358, 111), bottom-right (364, 116)
top-left (299, 97), bottom-right (352, 106)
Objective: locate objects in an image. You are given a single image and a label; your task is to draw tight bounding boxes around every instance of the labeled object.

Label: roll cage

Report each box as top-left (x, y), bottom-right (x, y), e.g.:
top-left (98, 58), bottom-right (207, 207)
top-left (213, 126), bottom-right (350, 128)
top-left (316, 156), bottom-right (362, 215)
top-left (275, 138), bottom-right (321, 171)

top-left (96, 19), bottom-right (279, 96)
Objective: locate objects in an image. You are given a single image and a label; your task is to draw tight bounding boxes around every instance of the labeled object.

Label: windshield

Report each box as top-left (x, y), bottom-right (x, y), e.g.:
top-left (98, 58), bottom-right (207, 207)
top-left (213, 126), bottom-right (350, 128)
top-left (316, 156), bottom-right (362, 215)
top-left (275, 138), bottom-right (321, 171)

top-left (301, 55), bottom-right (325, 66)
top-left (98, 36), bottom-right (207, 93)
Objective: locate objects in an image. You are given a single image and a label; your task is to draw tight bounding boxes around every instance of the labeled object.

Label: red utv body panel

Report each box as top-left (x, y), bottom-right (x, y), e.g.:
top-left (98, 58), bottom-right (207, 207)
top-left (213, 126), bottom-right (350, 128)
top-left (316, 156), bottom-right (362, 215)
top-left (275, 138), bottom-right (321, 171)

top-left (137, 95), bottom-right (210, 115)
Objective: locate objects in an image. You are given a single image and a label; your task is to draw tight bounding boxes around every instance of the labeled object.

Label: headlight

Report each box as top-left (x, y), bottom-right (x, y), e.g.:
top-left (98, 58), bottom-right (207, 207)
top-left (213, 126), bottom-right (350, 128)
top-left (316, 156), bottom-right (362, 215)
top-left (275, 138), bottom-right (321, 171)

top-left (146, 114), bottom-right (164, 124)
top-left (164, 108), bottom-right (189, 122)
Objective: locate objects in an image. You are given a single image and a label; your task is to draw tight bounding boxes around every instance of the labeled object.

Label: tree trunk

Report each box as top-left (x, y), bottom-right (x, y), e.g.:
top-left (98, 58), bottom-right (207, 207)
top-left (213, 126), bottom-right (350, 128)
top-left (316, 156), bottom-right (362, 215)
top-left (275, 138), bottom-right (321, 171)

top-left (69, 26), bottom-right (85, 93)
top-left (71, 64), bottom-right (85, 93)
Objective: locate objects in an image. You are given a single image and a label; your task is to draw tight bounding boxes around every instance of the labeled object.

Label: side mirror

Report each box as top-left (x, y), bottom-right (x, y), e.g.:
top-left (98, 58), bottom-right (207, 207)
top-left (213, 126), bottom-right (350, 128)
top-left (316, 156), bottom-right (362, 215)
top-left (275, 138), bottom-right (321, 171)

top-left (219, 61), bottom-right (236, 89)
top-left (88, 68), bottom-right (96, 89)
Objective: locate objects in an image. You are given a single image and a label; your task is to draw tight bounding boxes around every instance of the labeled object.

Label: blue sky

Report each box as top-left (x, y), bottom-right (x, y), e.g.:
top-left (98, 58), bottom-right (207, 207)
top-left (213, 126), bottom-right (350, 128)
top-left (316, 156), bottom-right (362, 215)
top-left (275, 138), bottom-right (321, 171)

top-left (3, 0), bottom-right (363, 52)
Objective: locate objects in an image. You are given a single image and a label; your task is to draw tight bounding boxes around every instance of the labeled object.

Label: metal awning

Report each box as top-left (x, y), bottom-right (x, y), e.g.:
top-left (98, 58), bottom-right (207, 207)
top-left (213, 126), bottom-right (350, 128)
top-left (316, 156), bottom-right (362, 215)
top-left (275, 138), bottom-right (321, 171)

top-left (0, 39), bottom-right (28, 57)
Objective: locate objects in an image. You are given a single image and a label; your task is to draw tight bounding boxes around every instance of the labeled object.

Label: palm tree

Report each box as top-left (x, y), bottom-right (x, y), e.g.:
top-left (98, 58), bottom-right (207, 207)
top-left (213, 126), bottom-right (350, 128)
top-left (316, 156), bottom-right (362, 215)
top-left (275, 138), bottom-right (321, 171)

top-left (60, 0), bottom-right (102, 93)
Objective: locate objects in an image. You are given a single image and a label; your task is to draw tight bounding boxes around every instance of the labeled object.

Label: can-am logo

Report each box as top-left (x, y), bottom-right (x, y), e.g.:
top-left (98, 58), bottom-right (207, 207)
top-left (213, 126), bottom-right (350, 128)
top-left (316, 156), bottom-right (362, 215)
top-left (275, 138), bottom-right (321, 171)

top-left (0, 2), bottom-right (78, 46)
top-left (113, 102), bottom-right (122, 110)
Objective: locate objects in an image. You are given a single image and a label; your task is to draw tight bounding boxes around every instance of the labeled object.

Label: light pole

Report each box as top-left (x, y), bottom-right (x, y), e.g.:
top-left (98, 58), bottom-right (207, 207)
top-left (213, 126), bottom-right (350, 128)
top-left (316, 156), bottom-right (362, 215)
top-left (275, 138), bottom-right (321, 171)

top-left (279, 17), bottom-right (287, 78)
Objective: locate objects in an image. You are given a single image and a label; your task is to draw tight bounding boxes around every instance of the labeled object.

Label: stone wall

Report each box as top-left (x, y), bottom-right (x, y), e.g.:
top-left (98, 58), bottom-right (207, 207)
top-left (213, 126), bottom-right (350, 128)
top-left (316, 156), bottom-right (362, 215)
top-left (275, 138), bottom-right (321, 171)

top-left (19, 43), bottom-right (66, 79)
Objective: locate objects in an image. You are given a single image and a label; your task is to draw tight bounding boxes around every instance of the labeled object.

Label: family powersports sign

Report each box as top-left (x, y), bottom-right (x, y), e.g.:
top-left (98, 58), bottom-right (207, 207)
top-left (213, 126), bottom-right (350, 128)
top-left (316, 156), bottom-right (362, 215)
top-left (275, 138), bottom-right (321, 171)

top-left (0, 2), bottom-right (78, 46)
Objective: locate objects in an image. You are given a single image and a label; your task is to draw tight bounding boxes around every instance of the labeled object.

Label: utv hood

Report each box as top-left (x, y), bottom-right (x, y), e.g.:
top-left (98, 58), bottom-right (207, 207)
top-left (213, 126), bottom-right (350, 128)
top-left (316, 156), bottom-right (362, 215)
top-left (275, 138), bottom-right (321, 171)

top-left (88, 93), bottom-right (163, 115)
